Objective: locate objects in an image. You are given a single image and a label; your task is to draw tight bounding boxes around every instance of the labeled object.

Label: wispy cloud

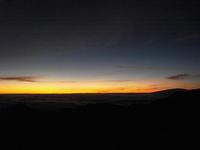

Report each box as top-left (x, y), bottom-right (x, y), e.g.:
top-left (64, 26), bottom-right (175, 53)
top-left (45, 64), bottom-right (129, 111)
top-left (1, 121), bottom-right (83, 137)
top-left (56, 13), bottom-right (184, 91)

top-left (194, 74), bottom-right (200, 77)
top-left (0, 76), bottom-right (40, 82)
top-left (116, 65), bottom-right (163, 72)
top-left (58, 80), bottom-right (78, 83)
top-left (58, 79), bottom-right (134, 84)
top-left (167, 74), bottom-right (190, 80)
top-left (176, 34), bottom-right (200, 41)
top-left (102, 80), bottom-right (133, 83)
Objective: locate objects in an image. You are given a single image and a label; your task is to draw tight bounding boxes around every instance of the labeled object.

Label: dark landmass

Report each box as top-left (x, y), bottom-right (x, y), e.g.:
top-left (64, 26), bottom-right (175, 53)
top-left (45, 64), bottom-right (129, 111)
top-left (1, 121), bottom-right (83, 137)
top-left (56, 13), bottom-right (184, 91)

top-left (0, 89), bottom-right (199, 149)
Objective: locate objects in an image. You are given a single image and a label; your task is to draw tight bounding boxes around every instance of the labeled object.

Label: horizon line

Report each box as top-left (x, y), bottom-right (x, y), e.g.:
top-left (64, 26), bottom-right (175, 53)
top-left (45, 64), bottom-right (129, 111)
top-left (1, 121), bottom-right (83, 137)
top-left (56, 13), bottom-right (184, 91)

top-left (0, 88), bottom-right (198, 95)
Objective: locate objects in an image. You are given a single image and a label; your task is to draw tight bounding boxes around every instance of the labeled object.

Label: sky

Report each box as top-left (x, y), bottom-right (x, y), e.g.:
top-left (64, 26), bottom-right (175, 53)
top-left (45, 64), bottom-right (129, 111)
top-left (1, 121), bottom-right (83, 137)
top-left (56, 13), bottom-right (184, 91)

top-left (0, 0), bottom-right (200, 93)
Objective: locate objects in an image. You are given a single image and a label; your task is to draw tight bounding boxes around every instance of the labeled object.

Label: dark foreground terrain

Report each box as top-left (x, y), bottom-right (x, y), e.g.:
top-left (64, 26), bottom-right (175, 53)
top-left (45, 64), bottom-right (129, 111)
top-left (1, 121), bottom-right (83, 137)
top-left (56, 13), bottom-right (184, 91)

top-left (0, 89), bottom-right (199, 149)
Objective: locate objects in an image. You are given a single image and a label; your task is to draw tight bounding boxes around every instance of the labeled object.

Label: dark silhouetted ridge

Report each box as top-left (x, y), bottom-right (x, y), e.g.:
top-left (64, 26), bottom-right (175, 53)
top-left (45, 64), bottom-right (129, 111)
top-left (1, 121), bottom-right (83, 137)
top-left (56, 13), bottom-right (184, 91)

top-left (0, 88), bottom-right (199, 149)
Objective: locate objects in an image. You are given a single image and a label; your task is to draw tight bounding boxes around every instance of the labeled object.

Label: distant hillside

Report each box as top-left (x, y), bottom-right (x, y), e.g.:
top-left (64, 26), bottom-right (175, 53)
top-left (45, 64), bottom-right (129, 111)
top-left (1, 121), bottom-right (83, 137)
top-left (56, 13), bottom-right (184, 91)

top-left (152, 88), bottom-right (187, 94)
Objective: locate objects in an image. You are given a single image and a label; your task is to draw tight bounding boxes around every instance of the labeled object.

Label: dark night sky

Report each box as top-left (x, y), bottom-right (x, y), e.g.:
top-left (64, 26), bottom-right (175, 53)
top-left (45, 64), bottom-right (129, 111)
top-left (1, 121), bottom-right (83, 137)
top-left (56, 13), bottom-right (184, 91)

top-left (0, 0), bottom-right (200, 93)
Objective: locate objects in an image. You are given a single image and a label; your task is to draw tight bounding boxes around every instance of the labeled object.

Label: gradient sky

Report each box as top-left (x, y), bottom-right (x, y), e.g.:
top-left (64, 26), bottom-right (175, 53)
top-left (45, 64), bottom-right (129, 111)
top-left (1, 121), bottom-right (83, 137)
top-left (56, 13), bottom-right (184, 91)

top-left (0, 0), bottom-right (200, 93)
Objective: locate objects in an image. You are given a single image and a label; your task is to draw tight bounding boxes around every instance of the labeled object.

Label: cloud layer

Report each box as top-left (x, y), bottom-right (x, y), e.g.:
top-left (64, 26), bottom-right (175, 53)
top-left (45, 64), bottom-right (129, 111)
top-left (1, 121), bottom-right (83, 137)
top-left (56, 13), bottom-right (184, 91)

top-left (167, 74), bottom-right (190, 80)
top-left (0, 76), bottom-right (40, 82)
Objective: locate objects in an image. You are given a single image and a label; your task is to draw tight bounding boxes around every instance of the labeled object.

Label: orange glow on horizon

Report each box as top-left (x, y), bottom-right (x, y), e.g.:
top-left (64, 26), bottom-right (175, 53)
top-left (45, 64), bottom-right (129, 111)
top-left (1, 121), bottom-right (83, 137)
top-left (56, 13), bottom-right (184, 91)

top-left (0, 80), bottom-right (199, 94)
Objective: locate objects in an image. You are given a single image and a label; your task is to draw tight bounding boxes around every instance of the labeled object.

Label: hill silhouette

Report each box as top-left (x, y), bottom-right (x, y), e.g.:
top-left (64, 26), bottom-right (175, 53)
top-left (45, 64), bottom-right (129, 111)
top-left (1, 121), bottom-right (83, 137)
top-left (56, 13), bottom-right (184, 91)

top-left (0, 89), bottom-right (199, 149)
